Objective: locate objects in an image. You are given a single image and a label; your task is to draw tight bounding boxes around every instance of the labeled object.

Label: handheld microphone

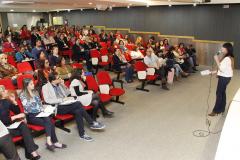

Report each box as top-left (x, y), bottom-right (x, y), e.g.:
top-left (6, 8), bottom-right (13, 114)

top-left (216, 50), bottom-right (221, 56)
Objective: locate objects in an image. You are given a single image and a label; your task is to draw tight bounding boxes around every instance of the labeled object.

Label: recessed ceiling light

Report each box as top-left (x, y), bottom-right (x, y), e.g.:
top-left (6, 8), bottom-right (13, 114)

top-left (88, 2), bottom-right (92, 5)
top-left (33, 10), bottom-right (36, 12)
top-left (2, 1), bottom-right (14, 4)
top-left (10, 9), bottom-right (14, 12)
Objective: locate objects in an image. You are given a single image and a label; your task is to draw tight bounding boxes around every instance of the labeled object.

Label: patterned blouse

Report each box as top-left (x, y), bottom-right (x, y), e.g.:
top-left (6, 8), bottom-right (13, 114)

top-left (19, 92), bottom-right (43, 114)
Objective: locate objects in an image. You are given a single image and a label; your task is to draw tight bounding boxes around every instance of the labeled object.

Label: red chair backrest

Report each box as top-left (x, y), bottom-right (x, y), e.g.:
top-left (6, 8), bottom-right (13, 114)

top-left (134, 61), bottom-right (147, 71)
top-left (0, 78), bottom-right (15, 90)
top-left (72, 63), bottom-right (83, 69)
top-left (100, 42), bottom-right (107, 48)
top-left (17, 62), bottom-right (33, 74)
top-left (64, 80), bottom-right (71, 88)
top-left (90, 49), bottom-right (100, 58)
top-left (16, 98), bottom-right (25, 113)
top-left (96, 71), bottom-right (112, 85)
top-left (17, 74), bottom-right (34, 89)
top-left (86, 75), bottom-right (99, 93)
top-left (100, 48), bottom-right (108, 56)
top-left (7, 55), bottom-right (17, 68)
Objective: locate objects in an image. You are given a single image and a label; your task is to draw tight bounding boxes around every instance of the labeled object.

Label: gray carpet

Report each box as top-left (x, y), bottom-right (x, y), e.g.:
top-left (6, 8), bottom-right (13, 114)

top-left (3, 66), bottom-right (240, 160)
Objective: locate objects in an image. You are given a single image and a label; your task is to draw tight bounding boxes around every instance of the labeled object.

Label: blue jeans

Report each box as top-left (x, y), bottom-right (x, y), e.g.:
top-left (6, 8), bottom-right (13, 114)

top-left (213, 76), bottom-right (231, 113)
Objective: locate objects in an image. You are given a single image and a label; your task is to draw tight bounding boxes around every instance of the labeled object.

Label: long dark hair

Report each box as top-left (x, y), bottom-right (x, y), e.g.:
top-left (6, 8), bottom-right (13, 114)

top-left (70, 68), bottom-right (82, 83)
top-left (223, 43), bottom-right (234, 58)
top-left (22, 78), bottom-right (38, 100)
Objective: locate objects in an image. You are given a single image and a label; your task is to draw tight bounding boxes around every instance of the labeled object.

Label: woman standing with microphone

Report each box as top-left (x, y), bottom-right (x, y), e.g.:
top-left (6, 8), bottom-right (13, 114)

top-left (209, 43), bottom-right (234, 116)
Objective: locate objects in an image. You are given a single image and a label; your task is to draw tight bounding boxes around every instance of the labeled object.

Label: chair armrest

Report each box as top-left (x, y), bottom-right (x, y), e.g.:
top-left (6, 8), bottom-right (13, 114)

top-left (112, 79), bottom-right (124, 89)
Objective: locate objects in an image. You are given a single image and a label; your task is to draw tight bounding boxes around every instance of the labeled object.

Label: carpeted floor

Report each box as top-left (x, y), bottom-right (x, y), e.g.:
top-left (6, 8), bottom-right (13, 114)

top-left (3, 66), bottom-right (239, 160)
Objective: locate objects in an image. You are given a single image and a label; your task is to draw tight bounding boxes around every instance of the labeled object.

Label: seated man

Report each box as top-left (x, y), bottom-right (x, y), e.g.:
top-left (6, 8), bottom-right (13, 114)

top-left (42, 72), bottom-right (105, 141)
top-left (32, 39), bottom-right (46, 60)
top-left (144, 48), bottom-right (169, 90)
top-left (0, 120), bottom-right (21, 160)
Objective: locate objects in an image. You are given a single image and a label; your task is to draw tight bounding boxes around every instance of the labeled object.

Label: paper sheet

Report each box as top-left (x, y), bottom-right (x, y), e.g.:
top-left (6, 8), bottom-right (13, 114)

top-left (36, 112), bottom-right (53, 118)
top-left (7, 122), bottom-right (22, 129)
top-left (200, 70), bottom-right (211, 76)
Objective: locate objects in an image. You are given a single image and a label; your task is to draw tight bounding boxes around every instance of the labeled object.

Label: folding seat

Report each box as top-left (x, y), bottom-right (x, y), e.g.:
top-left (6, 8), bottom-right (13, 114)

top-left (17, 74), bottom-right (34, 90)
top-left (12, 136), bottom-right (23, 143)
top-left (7, 55), bottom-right (17, 68)
top-left (71, 63), bottom-right (83, 69)
top-left (96, 71), bottom-right (125, 105)
top-left (16, 98), bottom-right (45, 132)
top-left (90, 49), bottom-right (100, 74)
top-left (59, 50), bottom-right (73, 61)
top-left (85, 75), bottom-right (112, 103)
top-left (134, 61), bottom-right (159, 92)
top-left (100, 42), bottom-right (107, 48)
top-left (0, 78), bottom-right (16, 90)
top-left (99, 48), bottom-right (111, 69)
top-left (17, 62), bottom-right (33, 74)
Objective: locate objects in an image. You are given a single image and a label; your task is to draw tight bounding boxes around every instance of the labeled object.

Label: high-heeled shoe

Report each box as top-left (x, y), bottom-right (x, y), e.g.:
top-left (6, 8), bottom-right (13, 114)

top-left (46, 143), bottom-right (55, 152)
top-left (208, 112), bottom-right (218, 117)
top-left (30, 155), bottom-right (41, 160)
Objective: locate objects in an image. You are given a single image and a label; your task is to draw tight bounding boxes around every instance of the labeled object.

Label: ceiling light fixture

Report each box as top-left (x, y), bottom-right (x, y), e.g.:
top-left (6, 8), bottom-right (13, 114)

top-left (67, 9), bottom-right (71, 12)
top-left (2, 1), bottom-right (14, 4)
top-left (169, 4), bottom-right (172, 7)
top-left (10, 9), bottom-right (14, 12)
top-left (127, 5), bottom-right (130, 8)
top-left (33, 10), bottom-right (36, 12)
top-left (193, 3), bottom-right (197, 7)
top-left (88, 2), bottom-right (92, 5)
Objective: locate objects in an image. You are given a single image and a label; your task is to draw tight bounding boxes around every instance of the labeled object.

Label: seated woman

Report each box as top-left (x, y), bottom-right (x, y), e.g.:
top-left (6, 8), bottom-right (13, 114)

top-left (2, 35), bottom-right (18, 53)
top-left (56, 56), bottom-right (73, 80)
top-left (135, 36), bottom-right (144, 50)
top-left (113, 49), bottom-right (134, 83)
top-left (0, 120), bottom-right (21, 160)
top-left (173, 45), bottom-right (189, 72)
top-left (178, 43), bottom-right (196, 72)
top-left (48, 46), bottom-right (59, 67)
top-left (0, 85), bottom-right (40, 160)
top-left (15, 45), bottom-right (34, 63)
top-left (119, 40), bottom-right (128, 53)
top-left (34, 51), bottom-right (48, 70)
top-left (166, 46), bottom-right (189, 80)
top-left (69, 69), bottom-right (113, 120)
top-left (90, 37), bottom-right (101, 50)
top-left (0, 54), bottom-right (19, 84)
top-left (20, 78), bottom-right (66, 152)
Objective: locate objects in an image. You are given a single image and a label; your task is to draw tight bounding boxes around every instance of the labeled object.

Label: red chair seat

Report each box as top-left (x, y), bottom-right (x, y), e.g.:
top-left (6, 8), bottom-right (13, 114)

top-left (99, 94), bottom-right (112, 102)
top-left (27, 124), bottom-right (45, 131)
top-left (55, 114), bottom-right (74, 121)
top-left (99, 62), bottom-right (109, 66)
top-left (109, 88), bottom-right (125, 96)
top-left (147, 75), bottom-right (158, 81)
top-left (12, 136), bottom-right (23, 143)
top-left (83, 105), bottom-right (93, 110)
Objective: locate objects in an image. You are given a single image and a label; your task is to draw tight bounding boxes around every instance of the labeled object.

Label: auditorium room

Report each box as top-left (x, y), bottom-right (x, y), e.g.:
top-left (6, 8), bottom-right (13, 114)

top-left (0, 0), bottom-right (239, 160)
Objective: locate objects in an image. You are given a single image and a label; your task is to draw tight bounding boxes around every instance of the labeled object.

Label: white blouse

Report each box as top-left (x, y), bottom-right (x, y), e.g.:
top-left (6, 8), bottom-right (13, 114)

top-left (217, 57), bottom-right (233, 78)
top-left (69, 79), bottom-right (93, 106)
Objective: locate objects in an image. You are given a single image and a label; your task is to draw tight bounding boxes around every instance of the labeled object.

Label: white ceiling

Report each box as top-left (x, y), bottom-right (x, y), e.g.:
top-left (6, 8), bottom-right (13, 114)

top-left (0, 0), bottom-right (239, 12)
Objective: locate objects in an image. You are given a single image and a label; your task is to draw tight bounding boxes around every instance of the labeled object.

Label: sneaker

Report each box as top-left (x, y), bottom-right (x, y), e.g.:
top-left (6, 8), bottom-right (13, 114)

top-left (80, 134), bottom-right (93, 142)
top-left (90, 122), bottom-right (106, 130)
